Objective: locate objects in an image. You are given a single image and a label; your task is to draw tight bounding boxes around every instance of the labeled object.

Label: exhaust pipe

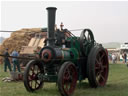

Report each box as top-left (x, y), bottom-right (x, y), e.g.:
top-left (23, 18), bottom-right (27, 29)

top-left (46, 7), bottom-right (57, 46)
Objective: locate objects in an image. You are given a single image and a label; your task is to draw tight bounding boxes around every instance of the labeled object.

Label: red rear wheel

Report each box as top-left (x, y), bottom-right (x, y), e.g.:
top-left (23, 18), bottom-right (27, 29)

top-left (95, 49), bottom-right (109, 86)
top-left (87, 46), bottom-right (109, 87)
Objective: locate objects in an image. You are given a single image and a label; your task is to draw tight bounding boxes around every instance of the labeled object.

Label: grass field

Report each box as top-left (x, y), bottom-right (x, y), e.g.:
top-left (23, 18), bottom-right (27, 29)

top-left (0, 63), bottom-right (128, 96)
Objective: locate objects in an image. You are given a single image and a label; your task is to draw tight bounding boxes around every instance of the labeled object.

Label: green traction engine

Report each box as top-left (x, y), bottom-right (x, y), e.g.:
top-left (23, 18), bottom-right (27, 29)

top-left (23, 7), bottom-right (109, 96)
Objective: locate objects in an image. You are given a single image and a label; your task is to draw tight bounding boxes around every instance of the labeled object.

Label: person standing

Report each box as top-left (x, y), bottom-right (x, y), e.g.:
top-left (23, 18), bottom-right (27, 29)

top-left (4, 48), bottom-right (12, 72)
top-left (108, 53), bottom-right (112, 61)
top-left (112, 53), bottom-right (116, 64)
top-left (123, 52), bottom-right (127, 65)
top-left (11, 50), bottom-right (21, 72)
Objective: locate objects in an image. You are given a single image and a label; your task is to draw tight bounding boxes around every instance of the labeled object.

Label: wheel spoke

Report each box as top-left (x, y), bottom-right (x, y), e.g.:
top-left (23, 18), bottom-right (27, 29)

top-left (36, 80), bottom-right (40, 85)
top-left (34, 65), bottom-right (37, 74)
top-left (30, 80), bottom-right (33, 88)
top-left (63, 81), bottom-right (69, 93)
top-left (100, 53), bottom-right (105, 62)
top-left (37, 67), bottom-right (39, 74)
top-left (31, 67), bottom-right (35, 74)
top-left (28, 75), bottom-right (32, 81)
top-left (64, 72), bottom-right (69, 81)
top-left (96, 74), bottom-right (100, 84)
top-left (100, 74), bottom-right (105, 81)
top-left (96, 55), bottom-right (101, 64)
top-left (95, 63), bottom-right (100, 70)
top-left (35, 80), bottom-right (38, 88)
top-left (65, 83), bottom-right (68, 91)
top-left (87, 32), bottom-right (89, 40)
top-left (29, 70), bottom-right (33, 75)
top-left (31, 65), bottom-right (34, 71)
top-left (67, 68), bottom-right (70, 76)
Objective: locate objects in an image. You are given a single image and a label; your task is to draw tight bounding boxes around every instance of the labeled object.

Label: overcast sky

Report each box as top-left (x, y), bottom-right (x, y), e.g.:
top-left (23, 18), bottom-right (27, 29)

top-left (1, 1), bottom-right (128, 43)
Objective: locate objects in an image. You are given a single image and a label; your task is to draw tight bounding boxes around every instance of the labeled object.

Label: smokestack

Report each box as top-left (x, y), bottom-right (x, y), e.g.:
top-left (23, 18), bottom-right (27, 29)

top-left (46, 7), bottom-right (57, 46)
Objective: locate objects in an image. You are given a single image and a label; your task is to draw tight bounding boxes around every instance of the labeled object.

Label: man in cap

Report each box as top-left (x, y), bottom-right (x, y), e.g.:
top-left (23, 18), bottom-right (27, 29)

top-left (4, 48), bottom-right (12, 72)
top-left (11, 49), bottom-right (21, 72)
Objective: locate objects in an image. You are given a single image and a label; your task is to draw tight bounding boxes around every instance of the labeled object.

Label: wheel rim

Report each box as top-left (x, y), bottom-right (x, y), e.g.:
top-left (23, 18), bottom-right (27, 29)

top-left (95, 50), bottom-right (109, 86)
top-left (62, 64), bottom-right (77, 95)
top-left (27, 64), bottom-right (43, 90)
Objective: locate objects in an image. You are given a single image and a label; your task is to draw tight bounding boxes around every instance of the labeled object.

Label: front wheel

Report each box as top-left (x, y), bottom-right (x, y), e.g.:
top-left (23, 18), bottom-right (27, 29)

top-left (58, 61), bottom-right (78, 96)
top-left (23, 60), bottom-right (44, 92)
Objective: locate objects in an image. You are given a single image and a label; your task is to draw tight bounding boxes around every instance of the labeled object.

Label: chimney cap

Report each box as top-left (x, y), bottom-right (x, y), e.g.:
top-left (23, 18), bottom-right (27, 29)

top-left (46, 7), bottom-right (57, 10)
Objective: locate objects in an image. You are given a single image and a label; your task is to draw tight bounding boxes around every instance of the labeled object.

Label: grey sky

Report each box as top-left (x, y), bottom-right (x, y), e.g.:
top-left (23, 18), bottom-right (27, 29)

top-left (1, 1), bottom-right (128, 43)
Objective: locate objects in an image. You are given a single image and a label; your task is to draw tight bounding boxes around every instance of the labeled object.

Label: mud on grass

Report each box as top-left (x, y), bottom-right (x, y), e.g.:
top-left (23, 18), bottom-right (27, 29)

top-left (0, 64), bottom-right (128, 96)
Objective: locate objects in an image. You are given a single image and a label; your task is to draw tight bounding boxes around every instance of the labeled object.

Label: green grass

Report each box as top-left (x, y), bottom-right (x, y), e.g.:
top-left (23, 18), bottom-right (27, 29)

top-left (0, 64), bottom-right (128, 96)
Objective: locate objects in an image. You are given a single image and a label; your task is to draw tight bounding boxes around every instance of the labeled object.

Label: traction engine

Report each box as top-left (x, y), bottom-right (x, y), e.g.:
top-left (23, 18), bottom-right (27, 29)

top-left (23, 7), bottom-right (109, 96)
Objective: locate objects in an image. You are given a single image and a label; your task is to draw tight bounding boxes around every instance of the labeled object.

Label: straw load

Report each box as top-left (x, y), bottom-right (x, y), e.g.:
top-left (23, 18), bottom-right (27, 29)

top-left (0, 28), bottom-right (42, 64)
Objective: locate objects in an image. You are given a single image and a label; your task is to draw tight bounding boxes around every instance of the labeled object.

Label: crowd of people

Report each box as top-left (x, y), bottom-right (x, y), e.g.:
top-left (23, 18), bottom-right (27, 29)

top-left (108, 52), bottom-right (128, 66)
top-left (108, 53), bottom-right (118, 64)
top-left (3, 48), bottom-right (21, 72)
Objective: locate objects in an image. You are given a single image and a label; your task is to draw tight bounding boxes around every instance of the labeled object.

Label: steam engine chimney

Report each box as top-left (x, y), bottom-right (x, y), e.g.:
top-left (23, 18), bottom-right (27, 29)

top-left (46, 7), bottom-right (57, 46)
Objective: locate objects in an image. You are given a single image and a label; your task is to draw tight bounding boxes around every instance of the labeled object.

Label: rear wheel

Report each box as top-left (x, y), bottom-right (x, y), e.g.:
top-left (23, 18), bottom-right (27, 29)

top-left (87, 46), bottom-right (109, 88)
top-left (58, 62), bottom-right (78, 96)
top-left (24, 60), bottom-right (44, 92)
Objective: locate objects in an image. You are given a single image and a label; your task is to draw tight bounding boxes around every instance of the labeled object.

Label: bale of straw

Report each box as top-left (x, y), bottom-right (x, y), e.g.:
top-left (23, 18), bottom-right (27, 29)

top-left (0, 28), bottom-right (42, 64)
